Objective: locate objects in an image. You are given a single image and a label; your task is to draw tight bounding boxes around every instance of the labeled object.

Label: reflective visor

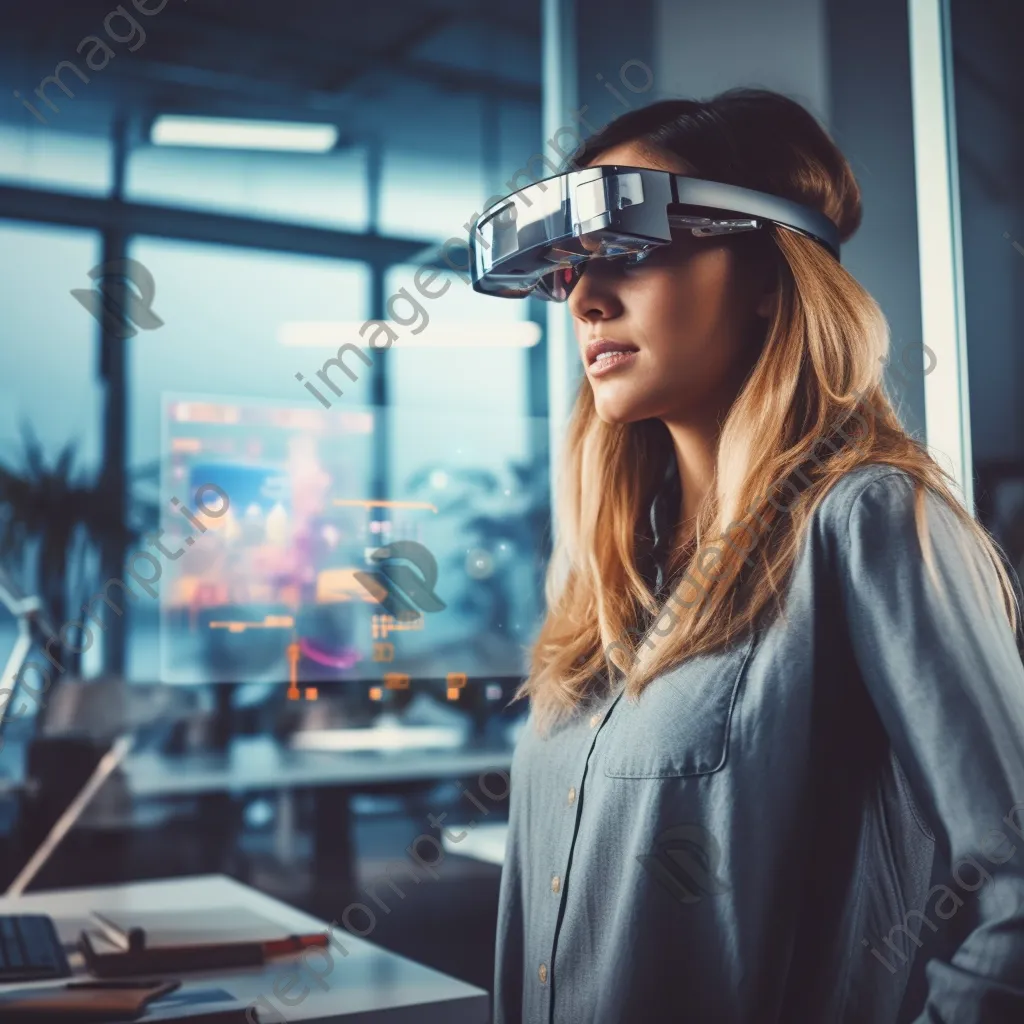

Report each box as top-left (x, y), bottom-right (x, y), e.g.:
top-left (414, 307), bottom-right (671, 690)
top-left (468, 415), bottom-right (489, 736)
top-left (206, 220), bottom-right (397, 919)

top-left (469, 165), bottom-right (841, 301)
top-left (471, 167), bottom-right (675, 300)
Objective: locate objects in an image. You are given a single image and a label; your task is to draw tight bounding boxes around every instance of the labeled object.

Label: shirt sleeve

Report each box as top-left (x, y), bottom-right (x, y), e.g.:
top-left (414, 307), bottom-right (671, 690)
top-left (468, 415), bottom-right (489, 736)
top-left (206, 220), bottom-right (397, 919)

top-left (838, 470), bottom-right (1024, 1023)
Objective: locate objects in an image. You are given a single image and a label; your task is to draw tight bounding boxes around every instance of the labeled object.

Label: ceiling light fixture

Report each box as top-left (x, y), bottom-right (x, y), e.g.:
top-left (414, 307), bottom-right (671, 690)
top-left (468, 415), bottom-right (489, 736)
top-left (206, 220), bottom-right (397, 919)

top-left (150, 115), bottom-right (338, 152)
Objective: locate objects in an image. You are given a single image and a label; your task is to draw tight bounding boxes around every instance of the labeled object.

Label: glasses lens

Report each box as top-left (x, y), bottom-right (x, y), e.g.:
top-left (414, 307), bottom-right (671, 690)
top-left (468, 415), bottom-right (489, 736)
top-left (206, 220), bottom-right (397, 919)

top-left (535, 265), bottom-right (580, 302)
top-left (535, 246), bottom-right (659, 301)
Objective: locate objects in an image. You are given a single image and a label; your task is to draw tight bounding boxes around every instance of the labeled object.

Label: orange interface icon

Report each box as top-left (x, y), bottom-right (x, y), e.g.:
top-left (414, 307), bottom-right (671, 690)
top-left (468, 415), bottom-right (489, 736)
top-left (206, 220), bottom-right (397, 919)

top-left (446, 673), bottom-right (468, 700)
top-left (286, 640), bottom-right (318, 701)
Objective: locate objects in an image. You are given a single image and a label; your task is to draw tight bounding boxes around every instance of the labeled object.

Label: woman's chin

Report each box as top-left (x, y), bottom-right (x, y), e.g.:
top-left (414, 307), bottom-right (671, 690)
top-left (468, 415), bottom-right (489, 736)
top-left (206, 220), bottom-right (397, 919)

top-left (593, 394), bottom-right (654, 426)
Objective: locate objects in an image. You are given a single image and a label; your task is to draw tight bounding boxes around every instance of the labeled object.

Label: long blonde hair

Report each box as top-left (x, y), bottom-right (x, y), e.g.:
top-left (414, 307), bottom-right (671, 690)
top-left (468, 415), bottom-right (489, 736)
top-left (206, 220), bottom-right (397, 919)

top-left (517, 88), bottom-right (1020, 733)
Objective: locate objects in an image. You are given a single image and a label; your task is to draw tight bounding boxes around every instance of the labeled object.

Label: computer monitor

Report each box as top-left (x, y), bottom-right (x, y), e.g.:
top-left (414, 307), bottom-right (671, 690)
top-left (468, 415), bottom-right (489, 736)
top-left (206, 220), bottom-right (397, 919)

top-left (157, 394), bottom-right (550, 701)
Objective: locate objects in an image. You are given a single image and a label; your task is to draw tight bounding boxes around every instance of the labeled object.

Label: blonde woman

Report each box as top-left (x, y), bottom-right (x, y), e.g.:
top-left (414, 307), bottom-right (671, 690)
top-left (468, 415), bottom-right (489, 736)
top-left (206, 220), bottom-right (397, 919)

top-left (470, 89), bottom-right (1024, 1023)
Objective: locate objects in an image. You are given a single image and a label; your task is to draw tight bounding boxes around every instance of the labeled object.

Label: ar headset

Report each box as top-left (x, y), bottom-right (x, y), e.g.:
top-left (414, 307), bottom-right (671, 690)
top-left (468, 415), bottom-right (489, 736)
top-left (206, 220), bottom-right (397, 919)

top-left (469, 164), bottom-right (840, 302)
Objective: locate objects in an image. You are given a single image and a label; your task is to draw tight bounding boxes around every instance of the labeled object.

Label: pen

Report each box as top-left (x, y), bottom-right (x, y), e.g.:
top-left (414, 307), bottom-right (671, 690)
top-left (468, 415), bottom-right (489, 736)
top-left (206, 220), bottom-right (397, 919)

top-left (262, 933), bottom-right (330, 959)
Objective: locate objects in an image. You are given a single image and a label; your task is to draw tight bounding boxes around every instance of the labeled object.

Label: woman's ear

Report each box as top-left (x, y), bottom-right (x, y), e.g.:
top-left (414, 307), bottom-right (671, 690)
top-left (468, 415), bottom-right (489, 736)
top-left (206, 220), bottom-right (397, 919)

top-left (744, 236), bottom-right (779, 320)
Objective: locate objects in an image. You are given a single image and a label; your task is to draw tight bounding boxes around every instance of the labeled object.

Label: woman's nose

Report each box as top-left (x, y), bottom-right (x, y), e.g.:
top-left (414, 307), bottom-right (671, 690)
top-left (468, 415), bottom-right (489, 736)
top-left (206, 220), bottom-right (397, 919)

top-left (567, 260), bottom-right (624, 319)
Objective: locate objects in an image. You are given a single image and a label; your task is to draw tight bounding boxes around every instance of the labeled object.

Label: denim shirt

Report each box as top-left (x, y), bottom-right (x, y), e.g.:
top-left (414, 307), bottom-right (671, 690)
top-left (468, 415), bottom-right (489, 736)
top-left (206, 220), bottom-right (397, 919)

top-left (492, 463), bottom-right (1024, 1024)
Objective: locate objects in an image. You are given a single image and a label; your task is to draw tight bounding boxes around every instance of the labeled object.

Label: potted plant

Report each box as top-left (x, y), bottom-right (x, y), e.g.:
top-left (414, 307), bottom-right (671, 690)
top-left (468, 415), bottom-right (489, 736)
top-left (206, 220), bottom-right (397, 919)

top-left (0, 420), bottom-right (159, 725)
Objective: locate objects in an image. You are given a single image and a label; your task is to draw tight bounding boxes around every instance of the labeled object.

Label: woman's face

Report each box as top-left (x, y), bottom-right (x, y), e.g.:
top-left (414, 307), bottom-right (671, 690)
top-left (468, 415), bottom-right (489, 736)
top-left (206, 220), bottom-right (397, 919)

top-left (569, 142), bottom-right (776, 427)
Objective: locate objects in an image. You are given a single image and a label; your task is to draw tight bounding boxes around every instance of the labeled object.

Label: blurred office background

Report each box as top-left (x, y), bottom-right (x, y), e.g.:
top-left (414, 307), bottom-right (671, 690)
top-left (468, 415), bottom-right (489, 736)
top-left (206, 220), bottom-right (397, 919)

top-left (0, 0), bottom-right (1020, 1000)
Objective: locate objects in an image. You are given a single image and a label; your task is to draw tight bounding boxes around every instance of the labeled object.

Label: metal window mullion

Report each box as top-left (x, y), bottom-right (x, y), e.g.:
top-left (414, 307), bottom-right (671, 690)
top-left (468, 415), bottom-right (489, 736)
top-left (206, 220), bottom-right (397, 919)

top-left (908, 0), bottom-right (974, 513)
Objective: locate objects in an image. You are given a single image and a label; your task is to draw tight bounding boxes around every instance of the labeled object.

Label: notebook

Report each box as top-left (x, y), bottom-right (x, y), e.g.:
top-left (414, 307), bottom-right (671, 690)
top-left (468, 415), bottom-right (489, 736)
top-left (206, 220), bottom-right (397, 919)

top-left (79, 905), bottom-right (328, 978)
top-left (0, 980), bottom-right (251, 1022)
top-left (87, 907), bottom-right (292, 950)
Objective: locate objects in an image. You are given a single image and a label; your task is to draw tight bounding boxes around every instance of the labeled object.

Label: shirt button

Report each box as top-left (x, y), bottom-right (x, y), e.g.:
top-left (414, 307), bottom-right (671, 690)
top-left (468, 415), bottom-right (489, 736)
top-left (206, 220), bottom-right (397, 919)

top-left (551, 875), bottom-right (561, 894)
top-left (590, 713), bottom-right (601, 727)
top-left (567, 786), bottom-right (576, 805)
top-left (539, 963), bottom-right (548, 984)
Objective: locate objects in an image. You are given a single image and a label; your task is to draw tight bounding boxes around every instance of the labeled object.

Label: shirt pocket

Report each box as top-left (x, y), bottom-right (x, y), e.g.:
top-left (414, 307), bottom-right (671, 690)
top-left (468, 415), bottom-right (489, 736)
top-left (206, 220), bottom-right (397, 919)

top-left (601, 631), bottom-right (756, 778)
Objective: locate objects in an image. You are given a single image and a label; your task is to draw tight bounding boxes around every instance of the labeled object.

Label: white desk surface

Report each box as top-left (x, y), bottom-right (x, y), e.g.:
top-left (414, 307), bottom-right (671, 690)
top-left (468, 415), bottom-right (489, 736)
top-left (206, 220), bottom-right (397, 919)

top-left (126, 738), bottom-right (513, 799)
top-left (441, 822), bottom-right (508, 867)
top-left (0, 874), bottom-right (490, 1023)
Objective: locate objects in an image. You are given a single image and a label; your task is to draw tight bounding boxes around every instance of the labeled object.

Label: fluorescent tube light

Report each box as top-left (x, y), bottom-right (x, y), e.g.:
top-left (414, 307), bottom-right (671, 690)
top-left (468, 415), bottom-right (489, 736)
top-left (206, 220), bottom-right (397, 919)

top-left (151, 116), bottom-right (338, 153)
top-left (290, 725), bottom-right (466, 752)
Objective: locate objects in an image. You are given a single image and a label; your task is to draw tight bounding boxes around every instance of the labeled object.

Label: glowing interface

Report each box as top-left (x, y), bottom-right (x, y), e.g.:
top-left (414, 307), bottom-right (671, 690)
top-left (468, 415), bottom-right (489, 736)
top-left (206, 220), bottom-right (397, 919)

top-left (158, 396), bottom-right (549, 698)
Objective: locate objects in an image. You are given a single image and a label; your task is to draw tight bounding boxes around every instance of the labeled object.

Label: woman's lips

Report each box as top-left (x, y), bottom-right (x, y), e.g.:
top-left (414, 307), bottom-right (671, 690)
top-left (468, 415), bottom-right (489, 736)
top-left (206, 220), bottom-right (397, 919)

top-left (588, 350), bottom-right (638, 377)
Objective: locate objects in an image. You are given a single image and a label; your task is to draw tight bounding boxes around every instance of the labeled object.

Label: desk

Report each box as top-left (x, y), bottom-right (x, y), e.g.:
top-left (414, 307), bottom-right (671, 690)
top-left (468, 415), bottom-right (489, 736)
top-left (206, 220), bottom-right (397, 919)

top-left (0, 873), bottom-right (490, 1023)
top-left (126, 739), bottom-right (514, 884)
top-left (441, 822), bottom-right (508, 867)
top-left (126, 738), bottom-right (512, 799)
top-left (0, 738), bottom-right (514, 800)
top-left (2, 738), bottom-right (513, 888)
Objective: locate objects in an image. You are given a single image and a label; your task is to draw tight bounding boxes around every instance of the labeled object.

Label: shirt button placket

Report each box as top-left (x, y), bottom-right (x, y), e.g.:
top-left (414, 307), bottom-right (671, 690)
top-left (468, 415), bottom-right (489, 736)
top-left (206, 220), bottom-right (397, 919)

top-left (545, 709), bottom-right (610, 1023)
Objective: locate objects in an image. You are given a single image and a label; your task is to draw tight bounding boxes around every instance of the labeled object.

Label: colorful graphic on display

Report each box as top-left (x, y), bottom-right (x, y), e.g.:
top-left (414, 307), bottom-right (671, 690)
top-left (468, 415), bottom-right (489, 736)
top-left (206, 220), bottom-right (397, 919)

top-left (159, 396), bottom-right (542, 697)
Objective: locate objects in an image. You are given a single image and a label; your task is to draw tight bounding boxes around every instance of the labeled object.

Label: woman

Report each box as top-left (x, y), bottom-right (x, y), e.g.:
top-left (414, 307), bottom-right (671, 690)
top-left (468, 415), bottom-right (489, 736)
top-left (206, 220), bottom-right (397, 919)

top-left (489, 89), bottom-right (1024, 1023)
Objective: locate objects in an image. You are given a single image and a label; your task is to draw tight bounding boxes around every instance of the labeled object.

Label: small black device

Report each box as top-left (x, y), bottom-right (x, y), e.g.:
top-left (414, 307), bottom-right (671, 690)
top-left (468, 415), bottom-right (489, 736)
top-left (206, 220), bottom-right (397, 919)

top-left (0, 913), bottom-right (72, 982)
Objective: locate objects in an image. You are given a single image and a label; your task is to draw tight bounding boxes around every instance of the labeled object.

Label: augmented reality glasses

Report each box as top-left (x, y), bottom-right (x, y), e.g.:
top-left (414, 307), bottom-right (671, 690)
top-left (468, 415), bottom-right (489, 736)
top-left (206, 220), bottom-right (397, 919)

top-left (469, 165), bottom-right (841, 302)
